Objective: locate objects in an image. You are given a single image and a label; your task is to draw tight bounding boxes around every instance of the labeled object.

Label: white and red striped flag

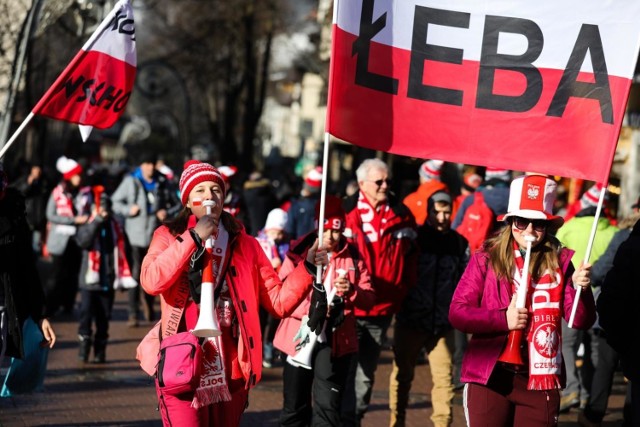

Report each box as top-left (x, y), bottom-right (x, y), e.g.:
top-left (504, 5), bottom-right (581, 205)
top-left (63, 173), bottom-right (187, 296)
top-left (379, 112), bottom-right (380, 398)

top-left (326, 0), bottom-right (640, 182)
top-left (32, 0), bottom-right (136, 141)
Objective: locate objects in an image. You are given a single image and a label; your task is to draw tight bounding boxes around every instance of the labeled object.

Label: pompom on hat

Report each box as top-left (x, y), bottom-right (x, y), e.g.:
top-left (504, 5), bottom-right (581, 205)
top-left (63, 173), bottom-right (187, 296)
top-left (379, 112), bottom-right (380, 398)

top-left (264, 208), bottom-right (288, 231)
top-left (419, 159), bottom-right (444, 181)
top-left (497, 174), bottom-right (564, 230)
top-left (56, 156), bottom-right (83, 181)
top-left (315, 195), bottom-right (346, 231)
top-left (179, 160), bottom-right (226, 205)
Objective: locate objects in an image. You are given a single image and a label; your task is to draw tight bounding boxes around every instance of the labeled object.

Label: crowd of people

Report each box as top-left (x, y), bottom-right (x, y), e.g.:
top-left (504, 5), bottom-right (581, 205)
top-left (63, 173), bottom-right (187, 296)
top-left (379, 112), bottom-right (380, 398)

top-left (1, 153), bottom-right (638, 427)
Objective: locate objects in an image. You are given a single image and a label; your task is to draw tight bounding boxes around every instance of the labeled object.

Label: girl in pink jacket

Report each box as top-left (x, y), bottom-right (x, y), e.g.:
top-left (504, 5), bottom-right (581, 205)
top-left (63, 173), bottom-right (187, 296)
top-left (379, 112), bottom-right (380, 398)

top-left (449, 174), bottom-right (596, 427)
top-left (274, 195), bottom-right (375, 427)
top-left (137, 161), bottom-right (326, 427)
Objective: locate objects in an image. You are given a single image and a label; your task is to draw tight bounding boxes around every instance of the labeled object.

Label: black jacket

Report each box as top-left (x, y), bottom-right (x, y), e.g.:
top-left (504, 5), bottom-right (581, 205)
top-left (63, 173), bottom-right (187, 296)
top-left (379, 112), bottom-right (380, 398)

top-left (0, 188), bottom-right (46, 358)
top-left (597, 223), bottom-right (640, 383)
top-left (396, 223), bottom-right (469, 334)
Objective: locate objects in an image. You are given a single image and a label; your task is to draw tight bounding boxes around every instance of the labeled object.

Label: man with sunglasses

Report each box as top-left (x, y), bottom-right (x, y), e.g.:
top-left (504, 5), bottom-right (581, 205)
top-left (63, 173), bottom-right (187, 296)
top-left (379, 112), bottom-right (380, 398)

top-left (555, 185), bottom-right (619, 413)
top-left (341, 158), bottom-right (418, 427)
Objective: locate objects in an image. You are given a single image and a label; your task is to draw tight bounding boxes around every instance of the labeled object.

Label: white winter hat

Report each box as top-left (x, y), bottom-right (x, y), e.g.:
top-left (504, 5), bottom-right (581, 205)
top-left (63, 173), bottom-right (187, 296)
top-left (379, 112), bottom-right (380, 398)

top-left (56, 156), bottom-right (83, 180)
top-left (265, 208), bottom-right (288, 231)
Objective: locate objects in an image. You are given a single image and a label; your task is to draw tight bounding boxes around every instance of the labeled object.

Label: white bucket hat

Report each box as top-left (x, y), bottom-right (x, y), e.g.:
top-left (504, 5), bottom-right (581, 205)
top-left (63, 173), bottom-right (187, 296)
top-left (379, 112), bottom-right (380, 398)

top-left (498, 174), bottom-right (564, 230)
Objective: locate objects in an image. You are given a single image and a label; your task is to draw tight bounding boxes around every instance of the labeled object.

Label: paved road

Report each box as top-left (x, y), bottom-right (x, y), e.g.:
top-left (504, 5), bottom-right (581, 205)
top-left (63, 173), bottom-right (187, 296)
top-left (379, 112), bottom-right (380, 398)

top-left (0, 274), bottom-right (629, 426)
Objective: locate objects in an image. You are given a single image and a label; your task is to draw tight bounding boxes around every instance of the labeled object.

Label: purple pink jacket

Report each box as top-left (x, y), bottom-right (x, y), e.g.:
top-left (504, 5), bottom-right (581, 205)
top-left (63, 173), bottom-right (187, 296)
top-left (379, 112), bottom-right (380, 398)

top-left (273, 233), bottom-right (375, 358)
top-left (138, 222), bottom-right (314, 389)
top-left (449, 248), bottom-right (596, 387)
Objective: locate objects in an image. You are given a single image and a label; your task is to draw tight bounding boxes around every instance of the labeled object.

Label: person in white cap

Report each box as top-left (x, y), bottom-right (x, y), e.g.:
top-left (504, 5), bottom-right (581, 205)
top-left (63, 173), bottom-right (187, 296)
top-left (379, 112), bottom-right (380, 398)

top-left (45, 156), bottom-right (92, 316)
top-left (218, 165), bottom-right (246, 224)
top-left (555, 183), bottom-right (618, 413)
top-left (449, 174), bottom-right (596, 427)
top-left (256, 207), bottom-right (290, 368)
top-left (403, 159), bottom-right (448, 226)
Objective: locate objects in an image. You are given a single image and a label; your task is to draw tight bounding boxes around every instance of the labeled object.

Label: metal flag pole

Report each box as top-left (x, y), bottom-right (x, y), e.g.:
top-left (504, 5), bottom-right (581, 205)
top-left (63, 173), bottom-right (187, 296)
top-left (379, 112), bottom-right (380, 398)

top-left (567, 182), bottom-right (607, 328)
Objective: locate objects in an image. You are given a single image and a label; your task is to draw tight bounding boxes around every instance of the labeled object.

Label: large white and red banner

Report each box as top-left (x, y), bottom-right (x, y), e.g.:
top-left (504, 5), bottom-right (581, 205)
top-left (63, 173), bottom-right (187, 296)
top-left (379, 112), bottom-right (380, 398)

top-left (327, 0), bottom-right (640, 182)
top-left (33, 0), bottom-right (136, 137)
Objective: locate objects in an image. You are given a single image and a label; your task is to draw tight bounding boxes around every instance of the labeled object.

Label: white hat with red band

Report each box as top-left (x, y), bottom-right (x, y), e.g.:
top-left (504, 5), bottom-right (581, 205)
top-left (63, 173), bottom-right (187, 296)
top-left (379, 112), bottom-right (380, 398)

top-left (497, 174), bottom-right (564, 229)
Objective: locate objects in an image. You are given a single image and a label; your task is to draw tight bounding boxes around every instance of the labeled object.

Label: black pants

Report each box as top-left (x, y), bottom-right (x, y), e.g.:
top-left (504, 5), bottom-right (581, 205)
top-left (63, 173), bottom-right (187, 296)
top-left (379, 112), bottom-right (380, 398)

top-left (78, 288), bottom-right (114, 341)
top-left (280, 343), bottom-right (353, 427)
top-left (127, 246), bottom-right (156, 320)
top-left (46, 240), bottom-right (82, 315)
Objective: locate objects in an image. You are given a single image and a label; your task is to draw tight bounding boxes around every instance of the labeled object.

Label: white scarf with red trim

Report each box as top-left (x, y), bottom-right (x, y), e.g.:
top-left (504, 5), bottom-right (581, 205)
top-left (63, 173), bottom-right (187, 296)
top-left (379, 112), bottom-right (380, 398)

top-left (512, 242), bottom-right (563, 390)
top-left (52, 184), bottom-right (74, 217)
top-left (191, 221), bottom-right (232, 409)
top-left (85, 218), bottom-right (137, 289)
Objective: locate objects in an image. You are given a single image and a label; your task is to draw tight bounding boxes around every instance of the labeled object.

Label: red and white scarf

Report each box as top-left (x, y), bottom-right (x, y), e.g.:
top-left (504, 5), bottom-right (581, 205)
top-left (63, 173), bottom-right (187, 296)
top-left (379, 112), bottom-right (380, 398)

top-left (187, 218), bottom-right (232, 409)
top-left (355, 190), bottom-right (390, 246)
top-left (85, 218), bottom-right (137, 289)
top-left (512, 242), bottom-right (563, 390)
top-left (52, 184), bottom-right (75, 217)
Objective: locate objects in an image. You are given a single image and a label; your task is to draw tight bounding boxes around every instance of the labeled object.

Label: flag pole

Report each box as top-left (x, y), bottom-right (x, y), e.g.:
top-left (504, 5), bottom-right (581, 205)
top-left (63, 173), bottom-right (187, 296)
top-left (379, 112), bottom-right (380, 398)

top-left (0, 0), bottom-right (128, 161)
top-left (567, 182), bottom-right (607, 328)
top-left (316, 131), bottom-right (331, 283)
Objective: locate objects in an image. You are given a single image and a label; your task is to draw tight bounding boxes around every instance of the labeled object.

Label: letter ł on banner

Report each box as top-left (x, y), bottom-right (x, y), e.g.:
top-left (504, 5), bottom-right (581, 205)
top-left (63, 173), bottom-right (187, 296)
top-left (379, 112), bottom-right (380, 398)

top-left (0, 0), bottom-right (136, 161)
top-left (326, 0), bottom-right (640, 183)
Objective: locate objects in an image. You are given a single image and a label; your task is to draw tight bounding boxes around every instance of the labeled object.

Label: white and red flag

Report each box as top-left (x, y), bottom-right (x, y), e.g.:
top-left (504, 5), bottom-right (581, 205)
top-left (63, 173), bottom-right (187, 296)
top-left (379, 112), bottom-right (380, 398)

top-left (32, 0), bottom-right (136, 141)
top-left (326, 0), bottom-right (640, 182)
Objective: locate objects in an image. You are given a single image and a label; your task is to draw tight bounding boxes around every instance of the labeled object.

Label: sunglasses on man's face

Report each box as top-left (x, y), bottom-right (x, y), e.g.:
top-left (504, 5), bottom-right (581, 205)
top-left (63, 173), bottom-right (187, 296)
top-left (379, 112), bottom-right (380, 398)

top-left (369, 178), bottom-right (392, 187)
top-left (512, 216), bottom-right (548, 232)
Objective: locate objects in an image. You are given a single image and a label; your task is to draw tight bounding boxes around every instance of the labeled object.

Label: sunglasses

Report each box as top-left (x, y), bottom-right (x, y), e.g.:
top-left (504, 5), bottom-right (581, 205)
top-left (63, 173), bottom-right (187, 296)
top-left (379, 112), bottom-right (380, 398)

top-left (512, 216), bottom-right (548, 232)
top-left (368, 178), bottom-right (392, 187)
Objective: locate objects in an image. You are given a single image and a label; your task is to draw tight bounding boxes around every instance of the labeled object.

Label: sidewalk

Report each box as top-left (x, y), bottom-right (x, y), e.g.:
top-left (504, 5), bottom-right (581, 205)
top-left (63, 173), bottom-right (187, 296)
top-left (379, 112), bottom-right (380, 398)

top-left (1, 288), bottom-right (629, 426)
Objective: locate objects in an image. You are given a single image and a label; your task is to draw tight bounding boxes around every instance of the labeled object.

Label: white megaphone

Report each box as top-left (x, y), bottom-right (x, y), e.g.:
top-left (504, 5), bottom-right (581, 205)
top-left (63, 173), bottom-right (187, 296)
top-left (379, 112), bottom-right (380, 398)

top-left (287, 269), bottom-right (338, 370)
top-left (191, 200), bottom-right (222, 338)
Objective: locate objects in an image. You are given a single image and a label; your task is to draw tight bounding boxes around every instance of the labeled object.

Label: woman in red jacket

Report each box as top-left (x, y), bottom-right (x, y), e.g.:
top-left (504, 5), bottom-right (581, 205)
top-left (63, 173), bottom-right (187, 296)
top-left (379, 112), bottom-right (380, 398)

top-left (139, 161), bottom-right (326, 427)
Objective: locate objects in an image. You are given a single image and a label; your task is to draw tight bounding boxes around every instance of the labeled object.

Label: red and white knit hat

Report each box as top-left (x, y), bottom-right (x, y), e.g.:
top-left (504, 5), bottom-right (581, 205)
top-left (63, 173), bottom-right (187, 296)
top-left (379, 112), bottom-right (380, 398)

top-left (419, 159), bottom-right (444, 181)
top-left (218, 165), bottom-right (238, 182)
top-left (56, 156), bottom-right (83, 181)
top-left (580, 183), bottom-right (607, 209)
top-left (485, 167), bottom-right (511, 183)
top-left (179, 160), bottom-right (226, 205)
top-left (315, 195), bottom-right (346, 231)
top-left (304, 166), bottom-right (323, 192)
top-left (498, 174), bottom-right (564, 229)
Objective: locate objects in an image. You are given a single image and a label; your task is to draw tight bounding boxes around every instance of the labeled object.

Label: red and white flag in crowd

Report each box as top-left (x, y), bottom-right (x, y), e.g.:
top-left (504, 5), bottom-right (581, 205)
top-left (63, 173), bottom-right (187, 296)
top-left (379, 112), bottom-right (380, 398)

top-left (32, 0), bottom-right (136, 141)
top-left (326, 0), bottom-right (640, 182)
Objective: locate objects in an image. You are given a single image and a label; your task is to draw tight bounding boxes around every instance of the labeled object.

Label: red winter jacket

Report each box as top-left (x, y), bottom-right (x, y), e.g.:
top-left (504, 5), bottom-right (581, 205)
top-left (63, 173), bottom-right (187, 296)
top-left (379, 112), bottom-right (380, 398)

top-left (139, 217), bottom-right (315, 389)
top-left (273, 233), bottom-right (375, 358)
top-left (343, 192), bottom-right (418, 317)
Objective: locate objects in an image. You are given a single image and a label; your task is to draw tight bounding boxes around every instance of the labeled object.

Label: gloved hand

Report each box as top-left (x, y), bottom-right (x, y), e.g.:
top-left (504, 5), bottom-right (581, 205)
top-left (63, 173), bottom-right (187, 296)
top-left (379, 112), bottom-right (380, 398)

top-left (327, 295), bottom-right (345, 330)
top-left (307, 282), bottom-right (328, 334)
top-left (294, 315), bottom-right (312, 351)
top-left (188, 249), bottom-right (206, 304)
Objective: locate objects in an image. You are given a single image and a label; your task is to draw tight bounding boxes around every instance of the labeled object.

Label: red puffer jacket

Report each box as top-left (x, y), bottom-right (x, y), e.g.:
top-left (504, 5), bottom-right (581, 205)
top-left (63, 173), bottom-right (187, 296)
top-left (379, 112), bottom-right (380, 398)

top-left (140, 219), bottom-right (315, 389)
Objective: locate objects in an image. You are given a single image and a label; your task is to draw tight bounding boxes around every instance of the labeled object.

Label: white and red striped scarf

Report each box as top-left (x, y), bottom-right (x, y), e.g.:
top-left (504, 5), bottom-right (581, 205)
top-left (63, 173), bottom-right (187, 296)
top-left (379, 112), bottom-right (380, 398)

top-left (512, 242), bottom-right (563, 390)
top-left (85, 219), bottom-right (137, 289)
top-left (186, 215), bottom-right (232, 409)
